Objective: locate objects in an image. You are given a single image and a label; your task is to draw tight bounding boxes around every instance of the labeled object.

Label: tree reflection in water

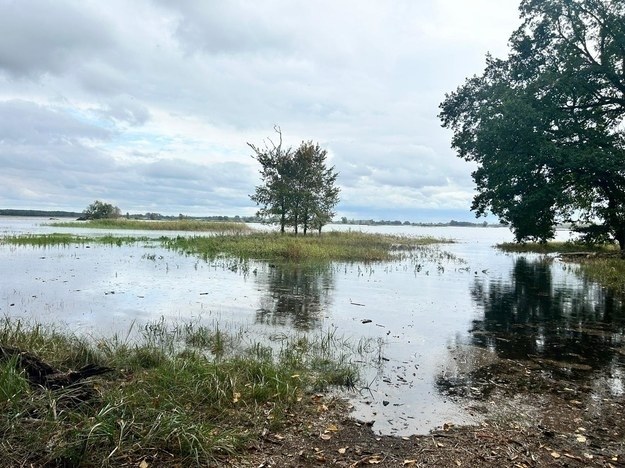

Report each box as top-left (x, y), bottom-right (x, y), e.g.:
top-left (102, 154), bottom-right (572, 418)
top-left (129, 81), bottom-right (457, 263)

top-left (469, 256), bottom-right (625, 370)
top-left (254, 262), bottom-right (335, 331)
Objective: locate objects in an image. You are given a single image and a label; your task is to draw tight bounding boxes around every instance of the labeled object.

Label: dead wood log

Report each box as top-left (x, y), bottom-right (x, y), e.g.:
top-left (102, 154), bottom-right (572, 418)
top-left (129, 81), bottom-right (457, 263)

top-left (0, 345), bottom-right (113, 389)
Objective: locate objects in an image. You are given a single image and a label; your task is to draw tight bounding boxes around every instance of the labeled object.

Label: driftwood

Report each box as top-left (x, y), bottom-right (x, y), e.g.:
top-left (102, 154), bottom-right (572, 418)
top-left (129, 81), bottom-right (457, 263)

top-left (0, 345), bottom-right (113, 389)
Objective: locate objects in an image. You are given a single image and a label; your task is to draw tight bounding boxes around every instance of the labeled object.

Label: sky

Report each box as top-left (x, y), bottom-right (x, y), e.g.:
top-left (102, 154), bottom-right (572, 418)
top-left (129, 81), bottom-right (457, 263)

top-left (0, 0), bottom-right (522, 222)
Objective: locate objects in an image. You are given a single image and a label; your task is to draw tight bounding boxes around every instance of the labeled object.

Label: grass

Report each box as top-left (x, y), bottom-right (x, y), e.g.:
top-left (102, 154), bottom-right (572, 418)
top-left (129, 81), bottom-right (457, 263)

top-left (0, 317), bottom-right (363, 466)
top-left (496, 241), bottom-right (619, 254)
top-left (2, 230), bottom-right (451, 262)
top-left (163, 230), bottom-right (451, 262)
top-left (50, 218), bottom-right (252, 233)
top-left (1, 233), bottom-right (151, 247)
top-left (577, 258), bottom-right (625, 294)
top-left (497, 241), bottom-right (625, 292)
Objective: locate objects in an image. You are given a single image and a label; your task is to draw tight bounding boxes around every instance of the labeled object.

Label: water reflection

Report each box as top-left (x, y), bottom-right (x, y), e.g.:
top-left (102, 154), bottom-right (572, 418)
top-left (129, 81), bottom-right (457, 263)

top-left (254, 263), bottom-right (335, 330)
top-left (469, 256), bottom-right (625, 372)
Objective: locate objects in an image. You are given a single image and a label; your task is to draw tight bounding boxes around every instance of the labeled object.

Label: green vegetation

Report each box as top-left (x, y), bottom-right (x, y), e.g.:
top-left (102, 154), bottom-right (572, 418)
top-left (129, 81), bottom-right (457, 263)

top-left (1, 233), bottom-right (150, 247)
top-left (82, 200), bottom-right (122, 220)
top-left (497, 241), bottom-right (625, 292)
top-left (0, 317), bottom-right (361, 466)
top-left (3, 231), bottom-right (450, 262)
top-left (50, 218), bottom-right (252, 233)
top-left (250, 128), bottom-right (340, 234)
top-left (497, 241), bottom-right (619, 255)
top-left (163, 231), bottom-right (449, 262)
top-left (440, 0), bottom-right (625, 252)
top-left (578, 258), bottom-right (625, 294)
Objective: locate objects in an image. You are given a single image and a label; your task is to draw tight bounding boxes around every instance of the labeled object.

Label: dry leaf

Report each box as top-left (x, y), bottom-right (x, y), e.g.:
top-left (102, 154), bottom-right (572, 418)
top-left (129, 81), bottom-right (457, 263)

top-left (326, 424), bottom-right (339, 432)
top-left (403, 460), bottom-right (417, 466)
top-left (551, 452), bottom-right (561, 459)
top-left (139, 461), bottom-right (149, 468)
top-left (232, 392), bottom-right (241, 404)
top-left (368, 458), bottom-right (382, 465)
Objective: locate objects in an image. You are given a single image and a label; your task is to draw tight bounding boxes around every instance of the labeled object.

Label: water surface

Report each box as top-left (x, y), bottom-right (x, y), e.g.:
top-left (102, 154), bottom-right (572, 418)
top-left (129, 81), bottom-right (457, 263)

top-left (1, 217), bottom-right (623, 435)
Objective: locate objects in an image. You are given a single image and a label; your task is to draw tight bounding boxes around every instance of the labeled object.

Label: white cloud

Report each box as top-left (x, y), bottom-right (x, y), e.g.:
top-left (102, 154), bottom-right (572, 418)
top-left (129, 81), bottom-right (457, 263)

top-left (0, 0), bottom-right (521, 220)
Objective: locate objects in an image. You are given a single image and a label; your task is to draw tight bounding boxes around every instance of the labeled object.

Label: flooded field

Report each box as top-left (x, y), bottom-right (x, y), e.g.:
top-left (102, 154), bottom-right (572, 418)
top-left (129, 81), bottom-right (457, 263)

top-left (1, 217), bottom-right (624, 436)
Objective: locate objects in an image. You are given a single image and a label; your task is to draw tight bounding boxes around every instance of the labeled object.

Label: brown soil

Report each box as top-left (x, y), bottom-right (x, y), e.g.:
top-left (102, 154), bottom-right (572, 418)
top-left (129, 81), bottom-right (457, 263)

top-left (232, 358), bottom-right (625, 467)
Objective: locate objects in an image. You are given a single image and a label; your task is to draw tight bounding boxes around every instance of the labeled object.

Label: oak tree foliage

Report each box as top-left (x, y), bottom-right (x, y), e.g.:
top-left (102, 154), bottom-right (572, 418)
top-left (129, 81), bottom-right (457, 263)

top-left (439, 0), bottom-right (625, 252)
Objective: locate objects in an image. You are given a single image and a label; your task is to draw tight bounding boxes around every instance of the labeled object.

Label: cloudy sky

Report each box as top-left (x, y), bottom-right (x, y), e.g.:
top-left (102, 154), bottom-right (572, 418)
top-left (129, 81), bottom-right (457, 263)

top-left (0, 0), bottom-right (522, 221)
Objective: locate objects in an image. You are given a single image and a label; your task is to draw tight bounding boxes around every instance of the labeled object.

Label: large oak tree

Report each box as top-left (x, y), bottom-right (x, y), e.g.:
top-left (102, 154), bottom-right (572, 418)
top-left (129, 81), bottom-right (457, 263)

top-left (440, 0), bottom-right (625, 253)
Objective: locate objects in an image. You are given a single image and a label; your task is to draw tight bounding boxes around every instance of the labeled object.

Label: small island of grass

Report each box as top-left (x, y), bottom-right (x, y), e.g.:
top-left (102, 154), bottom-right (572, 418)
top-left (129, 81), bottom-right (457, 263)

top-left (2, 231), bottom-right (452, 263)
top-left (49, 218), bottom-right (252, 233)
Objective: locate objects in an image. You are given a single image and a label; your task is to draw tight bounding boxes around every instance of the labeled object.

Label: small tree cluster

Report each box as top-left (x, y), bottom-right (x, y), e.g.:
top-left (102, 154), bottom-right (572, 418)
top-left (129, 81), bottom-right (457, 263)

top-left (249, 128), bottom-right (340, 235)
top-left (82, 200), bottom-right (121, 220)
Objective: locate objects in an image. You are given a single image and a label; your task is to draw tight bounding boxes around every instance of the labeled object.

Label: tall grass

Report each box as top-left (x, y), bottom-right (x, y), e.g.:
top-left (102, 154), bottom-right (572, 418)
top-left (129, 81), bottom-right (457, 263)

top-left (0, 318), bottom-right (363, 466)
top-left (578, 258), bottom-right (625, 294)
top-left (497, 241), bottom-right (618, 254)
top-left (163, 230), bottom-right (450, 262)
top-left (1, 233), bottom-right (150, 247)
top-left (50, 218), bottom-right (251, 233)
top-left (3, 231), bottom-right (452, 262)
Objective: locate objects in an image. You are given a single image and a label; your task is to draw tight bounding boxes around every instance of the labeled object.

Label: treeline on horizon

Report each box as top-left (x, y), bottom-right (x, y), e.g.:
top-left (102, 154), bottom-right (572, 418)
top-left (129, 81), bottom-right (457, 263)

top-left (0, 208), bottom-right (503, 227)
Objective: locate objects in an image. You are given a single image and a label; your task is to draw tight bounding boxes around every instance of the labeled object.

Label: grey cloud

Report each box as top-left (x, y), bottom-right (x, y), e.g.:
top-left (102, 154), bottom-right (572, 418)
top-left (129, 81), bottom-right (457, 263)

top-left (0, 100), bottom-right (111, 143)
top-left (157, 1), bottom-right (289, 56)
top-left (0, 1), bottom-right (113, 79)
top-left (95, 95), bottom-right (150, 127)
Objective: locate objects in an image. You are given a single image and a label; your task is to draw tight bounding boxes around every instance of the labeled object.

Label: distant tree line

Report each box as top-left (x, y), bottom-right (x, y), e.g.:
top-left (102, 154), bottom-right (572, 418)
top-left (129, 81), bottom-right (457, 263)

top-left (0, 209), bottom-right (82, 218)
top-left (338, 217), bottom-right (497, 227)
top-left (249, 128), bottom-right (340, 235)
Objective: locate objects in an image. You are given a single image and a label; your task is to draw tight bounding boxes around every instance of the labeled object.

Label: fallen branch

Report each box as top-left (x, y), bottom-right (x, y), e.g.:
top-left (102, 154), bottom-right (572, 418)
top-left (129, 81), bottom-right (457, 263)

top-left (0, 345), bottom-right (113, 389)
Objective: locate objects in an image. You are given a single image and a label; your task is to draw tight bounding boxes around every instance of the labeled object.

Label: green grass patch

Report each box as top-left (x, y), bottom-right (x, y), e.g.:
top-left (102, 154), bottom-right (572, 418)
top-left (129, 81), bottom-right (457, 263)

top-left (0, 318), bottom-right (363, 466)
top-left (164, 230), bottom-right (451, 262)
top-left (50, 218), bottom-right (252, 233)
top-left (1, 233), bottom-right (151, 247)
top-left (577, 258), bottom-right (625, 294)
top-left (497, 241), bottom-right (625, 293)
top-left (2, 230), bottom-right (451, 262)
top-left (496, 241), bottom-right (619, 254)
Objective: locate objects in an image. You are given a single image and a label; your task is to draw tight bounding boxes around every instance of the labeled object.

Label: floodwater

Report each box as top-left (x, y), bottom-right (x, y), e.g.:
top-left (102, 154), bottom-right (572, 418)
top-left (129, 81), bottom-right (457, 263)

top-left (1, 217), bottom-right (624, 435)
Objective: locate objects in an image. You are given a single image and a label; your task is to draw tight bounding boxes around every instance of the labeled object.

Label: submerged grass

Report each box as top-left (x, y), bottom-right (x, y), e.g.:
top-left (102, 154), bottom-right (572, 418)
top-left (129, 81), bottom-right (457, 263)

top-left (0, 317), bottom-right (362, 466)
top-left (577, 258), bottom-right (625, 294)
top-left (163, 230), bottom-right (450, 262)
top-left (496, 240), bottom-right (618, 254)
top-left (2, 230), bottom-right (452, 262)
top-left (50, 218), bottom-right (252, 233)
top-left (1, 233), bottom-right (151, 247)
top-left (497, 241), bottom-right (625, 293)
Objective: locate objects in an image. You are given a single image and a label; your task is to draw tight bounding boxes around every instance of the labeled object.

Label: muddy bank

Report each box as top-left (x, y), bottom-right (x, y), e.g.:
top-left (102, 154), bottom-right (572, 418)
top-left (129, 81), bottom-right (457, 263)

top-left (234, 353), bottom-right (625, 467)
